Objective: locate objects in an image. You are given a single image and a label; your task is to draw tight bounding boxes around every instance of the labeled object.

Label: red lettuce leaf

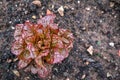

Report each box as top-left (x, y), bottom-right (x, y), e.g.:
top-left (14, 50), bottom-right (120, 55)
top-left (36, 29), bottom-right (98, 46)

top-left (18, 59), bottom-right (31, 69)
top-left (11, 13), bottom-right (74, 78)
top-left (52, 49), bottom-right (68, 63)
top-left (37, 14), bottom-right (56, 27)
top-left (11, 39), bottom-right (24, 56)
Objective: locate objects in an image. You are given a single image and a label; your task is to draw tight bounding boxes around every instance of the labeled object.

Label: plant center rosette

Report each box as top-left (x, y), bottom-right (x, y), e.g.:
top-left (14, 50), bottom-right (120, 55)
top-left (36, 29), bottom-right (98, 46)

top-left (11, 14), bottom-right (74, 78)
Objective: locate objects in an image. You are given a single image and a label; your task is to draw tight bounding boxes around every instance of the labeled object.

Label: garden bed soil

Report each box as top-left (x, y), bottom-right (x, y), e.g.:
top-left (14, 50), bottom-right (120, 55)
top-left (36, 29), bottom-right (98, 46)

top-left (0, 0), bottom-right (120, 80)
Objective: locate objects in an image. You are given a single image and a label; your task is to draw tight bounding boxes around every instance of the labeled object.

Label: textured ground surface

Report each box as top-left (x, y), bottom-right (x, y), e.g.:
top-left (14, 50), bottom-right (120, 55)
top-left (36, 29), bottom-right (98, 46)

top-left (0, 0), bottom-right (120, 80)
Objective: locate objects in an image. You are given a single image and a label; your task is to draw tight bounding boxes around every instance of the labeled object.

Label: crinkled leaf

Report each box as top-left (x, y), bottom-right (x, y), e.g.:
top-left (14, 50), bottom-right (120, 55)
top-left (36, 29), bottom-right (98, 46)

top-left (52, 38), bottom-right (64, 48)
top-left (11, 13), bottom-right (74, 78)
top-left (18, 59), bottom-right (31, 69)
top-left (67, 41), bottom-right (74, 51)
top-left (52, 49), bottom-right (68, 64)
top-left (22, 28), bottom-right (34, 39)
top-left (37, 14), bottom-right (56, 27)
top-left (25, 36), bottom-right (36, 44)
top-left (37, 67), bottom-right (48, 78)
top-left (11, 39), bottom-right (24, 56)
top-left (14, 24), bottom-right (23, 40)
top-left (19, 50), bottom-right (31, 60)
top-left (35, 49), bottom-right (49, 67)
top-left (35, 50), bottom-right (49, 77)
top-left (22, 21), bottom-right (34, 39)
top-left (11, 47), bottom-right (23, 56)
top-left (31, 66), bottom-right (38, 74)
top-left (61, 37), bottom-right (69, 44)
top-left (27, 44), bottom-right (39, 59)
top-left (49, 24), bottom-right (59, 34)
top-left (24, 65), bottom-right (38, 74)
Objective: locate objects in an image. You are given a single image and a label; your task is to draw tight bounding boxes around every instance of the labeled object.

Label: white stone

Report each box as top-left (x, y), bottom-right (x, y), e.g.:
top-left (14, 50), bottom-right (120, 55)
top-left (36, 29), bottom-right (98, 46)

top-left (78, 0), bottom-right (80, 4)
top-left (11, 26), bottom-right (15, 30)
top-left (85, 7), bottom-right (90, 11)
top-left (109, 42), bottom-right (114, 47)
top-left (58, 6), bottom-right (64, 16)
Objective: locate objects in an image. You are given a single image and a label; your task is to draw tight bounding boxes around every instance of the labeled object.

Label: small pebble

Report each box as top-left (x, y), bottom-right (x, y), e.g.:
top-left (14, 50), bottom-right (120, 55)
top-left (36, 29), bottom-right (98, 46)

top-left (110, 2), bottom-right (114, 7)
top-left (66, 78), bottom-right (70, 80)
top-left (114, 15), bottom-right (117, 18)
top-left (107, 72), bottom-right (112, 77)
top-left (81, 38), bottom-right (85, 41)
top-left (24, 11), bottom-right (28, 14)
top-left (11, 26), bottom-right (15, 30)
top-left (0, 2), bottom-right (2, 4)
top-left (85, 7), bottom-right (91, 11)
top-left (32, 15), bottom-right (36, 19)
top-left (100, 20), bottom-right (103, 23)
top-left (78, 0), bottom-right (80, 4)
top-left (83, 58), bottom-right (95, 62)
top-left (52, 5), bottom-right (54, 9)
top-left (52, 75), bottom-right (55, 78)
top-left (109, 42), bottom-right (114, 47)
top-left (101, 11), bottom-right (104, 13)
top-left (71, 7), bottom-right (74, 10)
top-left (87, 45), bottom-right (94, 55)
top-left (54, 68), bottom-right (58, 72)
top-left (81, 27), bottom-right (86, 31)
top-left (15, 4), bottom-right (18, 7)
top-left (12, 70), bottom-right (20, 77)
top-left (58, 6), bottom-right (64, 16)
top-left (81, 74), bottom-right (86, 79)
top-left (24, 77), bottom-right (30, 80)
top-left (7, 59), bottom-right (12, 63)
top-left (13, 58), bottom-right (18, 62)
top-left (9, 21), bottom-right (12, 24)
top-left (93, 6), bottom-right (97, 9)
top-left (64, 6), bottom-right (69, 9)
top-left (103, 56), bottom-right (107, 59)
top-left (85, 61), bottom-right (89, 65)
top-left (115, 67), bottom-right (118, 70)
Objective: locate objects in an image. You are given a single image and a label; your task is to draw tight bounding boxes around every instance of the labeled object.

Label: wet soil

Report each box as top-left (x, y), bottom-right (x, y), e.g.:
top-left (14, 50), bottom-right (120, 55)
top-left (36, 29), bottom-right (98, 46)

top-left (0, 0), bottom-right (120, 80)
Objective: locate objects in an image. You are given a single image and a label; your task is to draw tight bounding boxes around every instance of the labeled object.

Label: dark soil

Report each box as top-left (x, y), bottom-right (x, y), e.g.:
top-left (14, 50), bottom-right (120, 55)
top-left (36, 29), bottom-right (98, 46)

top-left (0, 0), bottom-right (120, 80)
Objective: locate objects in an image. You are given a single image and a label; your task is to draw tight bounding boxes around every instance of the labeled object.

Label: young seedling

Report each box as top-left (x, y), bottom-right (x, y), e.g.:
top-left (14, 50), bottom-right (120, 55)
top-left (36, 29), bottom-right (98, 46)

top-left (11, 13), bottom-right (74, 78)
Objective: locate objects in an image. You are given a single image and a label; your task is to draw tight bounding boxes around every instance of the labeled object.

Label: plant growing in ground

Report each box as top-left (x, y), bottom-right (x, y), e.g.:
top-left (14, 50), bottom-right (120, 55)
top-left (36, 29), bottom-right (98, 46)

top-left (11, 13), bottom-right (74, 78)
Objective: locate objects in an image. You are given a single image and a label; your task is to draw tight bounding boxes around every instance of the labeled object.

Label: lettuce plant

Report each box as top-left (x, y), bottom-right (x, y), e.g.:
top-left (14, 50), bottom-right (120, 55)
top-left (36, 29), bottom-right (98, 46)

top-left (11, 14), bottom-right (74, 78)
